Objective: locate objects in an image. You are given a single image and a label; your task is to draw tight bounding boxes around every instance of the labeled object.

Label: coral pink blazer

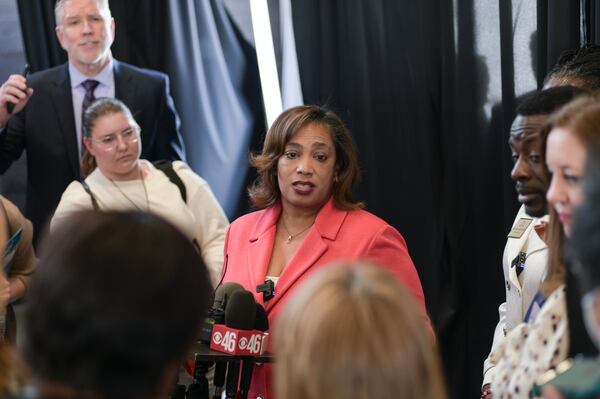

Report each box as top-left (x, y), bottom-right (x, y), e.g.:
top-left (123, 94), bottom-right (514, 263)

top-left (220, 197), bottom-right (429, 398)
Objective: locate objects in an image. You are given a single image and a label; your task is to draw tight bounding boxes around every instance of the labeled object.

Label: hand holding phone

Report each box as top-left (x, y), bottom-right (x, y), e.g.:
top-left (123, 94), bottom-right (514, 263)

top-left (6, 64), bottom-right (30, 114)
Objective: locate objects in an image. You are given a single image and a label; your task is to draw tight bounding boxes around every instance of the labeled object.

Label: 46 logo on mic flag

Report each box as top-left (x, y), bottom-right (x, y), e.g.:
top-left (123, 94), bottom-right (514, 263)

top-left (212, 330), bottom-right (236, 352)
top-left (210, 324), bottom-right (266, 355)
top-left (238, 334), bottom-right (262, 354)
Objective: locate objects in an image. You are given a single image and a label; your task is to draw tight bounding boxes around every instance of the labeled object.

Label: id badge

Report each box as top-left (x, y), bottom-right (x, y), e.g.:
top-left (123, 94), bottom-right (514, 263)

top-left (507, 218), bottom-right (533, 239)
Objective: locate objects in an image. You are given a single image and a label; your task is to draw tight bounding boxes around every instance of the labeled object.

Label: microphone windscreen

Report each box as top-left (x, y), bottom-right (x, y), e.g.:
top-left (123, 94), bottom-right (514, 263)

top-left (225, 290), bottom-right (256, 330)
top-left (253, 303), bottom-right (269, 332)
top-left (213, 282), bottom-right (245, 309)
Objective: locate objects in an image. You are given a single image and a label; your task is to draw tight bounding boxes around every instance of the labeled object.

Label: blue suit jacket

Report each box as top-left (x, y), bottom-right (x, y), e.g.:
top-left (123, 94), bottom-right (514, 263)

top-left (0, 60), bottom-right (185, 236)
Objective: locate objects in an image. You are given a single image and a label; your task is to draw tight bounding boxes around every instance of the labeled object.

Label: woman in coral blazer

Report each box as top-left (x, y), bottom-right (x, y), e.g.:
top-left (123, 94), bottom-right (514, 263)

top-left (221, 105), bottom-right (430, 399)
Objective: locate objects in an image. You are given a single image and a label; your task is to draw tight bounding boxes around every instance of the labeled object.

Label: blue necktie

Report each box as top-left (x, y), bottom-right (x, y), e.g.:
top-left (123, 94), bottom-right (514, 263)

top-left (81, 79), bottom-right (100, 120)
top-left (81, 79), bottom-right (99, 156)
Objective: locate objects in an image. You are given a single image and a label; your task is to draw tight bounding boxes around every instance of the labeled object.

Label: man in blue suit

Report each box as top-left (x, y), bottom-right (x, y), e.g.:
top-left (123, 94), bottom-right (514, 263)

top-left (0, 0), bottom-right (185, 238)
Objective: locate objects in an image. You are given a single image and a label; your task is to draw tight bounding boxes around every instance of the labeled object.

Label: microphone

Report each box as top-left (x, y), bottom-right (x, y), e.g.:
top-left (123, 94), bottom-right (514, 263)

top-left (253, 302), bottom-right (269, 332)
top-left (210, 290), bottom-right (269, 356)
top-left (202, 282), bottom-right (244, 399)
top-left (225, 290), bottom-right (256, 329)
top-left (211, 291), bottom-right (266, 355)
top-left (222, 290), bottom-right (256, 399)
top-left (238, 303), bottom-right (269, 399)
top-left (200, 282), bottom-right (245, 344)
top-left (215, 282), bottom-right (245, 310)
top-left (256, 279), bottom-right (275, 302)
top-left (190, 282), bottom-right (242, 399)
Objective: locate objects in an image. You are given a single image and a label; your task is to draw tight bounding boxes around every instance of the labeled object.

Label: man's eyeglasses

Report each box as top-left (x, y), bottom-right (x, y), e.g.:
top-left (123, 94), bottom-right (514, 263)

top-left (87, 127), bottom-right (139, 150)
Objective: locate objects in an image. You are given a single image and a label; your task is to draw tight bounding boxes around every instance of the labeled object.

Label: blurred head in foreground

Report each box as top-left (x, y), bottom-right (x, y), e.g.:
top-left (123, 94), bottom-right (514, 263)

top-left (274, 261), bottom-right (445, 399)
top-left (23, 211), bottom-right (211, 399)
top-left (570, 142), bottom-right (600, 349)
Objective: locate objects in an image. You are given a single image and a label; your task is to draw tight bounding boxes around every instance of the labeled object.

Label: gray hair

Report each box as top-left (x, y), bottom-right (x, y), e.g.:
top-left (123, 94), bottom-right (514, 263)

top-left (54, 0), bottom-right (111, 26)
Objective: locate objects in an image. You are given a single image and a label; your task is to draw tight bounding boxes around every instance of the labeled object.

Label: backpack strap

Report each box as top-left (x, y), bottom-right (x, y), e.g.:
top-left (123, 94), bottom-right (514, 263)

top-left (80, 181), bottom-right (100, 211)
top-left (0, 199), bottom-right (8, 339)
top-left (153, 161), bottom-right (199, 249)
top-left (153, 160), bottom-right (187, 203)
top-left (0, 197), bottom-right (12, 237)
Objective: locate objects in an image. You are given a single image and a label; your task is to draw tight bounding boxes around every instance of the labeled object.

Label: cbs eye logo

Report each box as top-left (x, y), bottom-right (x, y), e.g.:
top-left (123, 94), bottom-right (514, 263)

top-left (212, 331), bottom-right (223, 345)
top-left (238, 337), bottom-right (249, 350)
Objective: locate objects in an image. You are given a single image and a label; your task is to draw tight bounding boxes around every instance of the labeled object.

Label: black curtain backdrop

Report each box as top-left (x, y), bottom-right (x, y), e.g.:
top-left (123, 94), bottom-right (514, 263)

top-left (583, 0), bottom-right (600, 45)
top-left (292, 0), bottom-right (582, 397)
top-left (14, 0), bottom-right (587, 398)
top-left (540, 1), bottom-right (581, 81)
top-left (16, 0), bottom-right (65, 72)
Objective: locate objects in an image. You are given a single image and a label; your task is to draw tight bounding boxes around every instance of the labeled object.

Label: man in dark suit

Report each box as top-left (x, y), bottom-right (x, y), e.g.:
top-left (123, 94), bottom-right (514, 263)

top-left (0, 0), bottom-right (185, 238)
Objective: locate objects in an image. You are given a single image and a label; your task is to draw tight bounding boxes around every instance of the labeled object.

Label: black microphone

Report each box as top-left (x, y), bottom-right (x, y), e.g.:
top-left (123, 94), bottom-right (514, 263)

top-left (210, 283), bottom-right (245, 399)
top-left (215, 282), bottom-right (245, 309)
top-left (257, 279), bottom-right (275, 302)
top-left (200, 282), bottom-right (245, 344)
top-left (191, 282), bottom-right (242, 399)
top-left (238, 303), bottom-right (269, 399)
top-left (224, 290), bottom-right (256, 399)
top-left (253, 303), bottom-right (269, 332)
top-left (224, 290), bottom-right (256, 329)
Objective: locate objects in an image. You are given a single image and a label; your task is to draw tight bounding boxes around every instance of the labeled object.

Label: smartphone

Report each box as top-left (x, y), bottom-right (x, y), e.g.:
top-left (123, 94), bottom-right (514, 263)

top-left (6, 63), bottom-right (30, 114)
top-left (531, 357), bottom-right (600, 398)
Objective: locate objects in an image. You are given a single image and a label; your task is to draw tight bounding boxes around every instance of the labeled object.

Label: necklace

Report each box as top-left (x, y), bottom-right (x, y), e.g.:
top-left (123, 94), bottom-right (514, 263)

top-left (108, 167), bottom-right (150, 212)
top-left (280, 219), bottom-right (314, 244)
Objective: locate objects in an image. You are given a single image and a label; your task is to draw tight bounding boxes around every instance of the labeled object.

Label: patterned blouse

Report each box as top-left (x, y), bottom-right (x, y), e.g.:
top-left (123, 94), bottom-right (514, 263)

top-left (489, 285), bottom-right (569, 398)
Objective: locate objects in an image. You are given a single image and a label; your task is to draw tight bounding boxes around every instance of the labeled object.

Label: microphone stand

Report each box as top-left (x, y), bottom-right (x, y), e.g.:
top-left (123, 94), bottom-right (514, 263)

top-left (170, 382), bottom-right (186, 399)
top-left (224, 360), bottom-right (241, 399)
top-left (212, 361), bottom-right (227, 399)
top-left (237, 358), bottom-right (255, 399)
top-left (186, 359), bottom-right (212, 399)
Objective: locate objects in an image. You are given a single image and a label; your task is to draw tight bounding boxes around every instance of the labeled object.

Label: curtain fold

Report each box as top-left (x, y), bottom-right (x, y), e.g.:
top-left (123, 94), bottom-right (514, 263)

top-left (165, 0), bottom-right (263, 217)
top-left (583, 0), bottom-right (600, 44)
top-left (279, 0), bottom-right (303, 108)
top-left (16, 0), bottom-right (65, 72)
top-left (544, 1), bottom-right (581, 76)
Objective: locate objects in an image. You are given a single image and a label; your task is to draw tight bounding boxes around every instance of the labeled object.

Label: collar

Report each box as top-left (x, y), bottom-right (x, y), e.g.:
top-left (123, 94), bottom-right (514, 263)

top-left (249, 197), bottom-right (347, 242)
top-left (515, 205), bottom-right (548, 228)
top-left (69, 57), bottom-right (114, 89)
top-left (535, 214), bottom-right (550, 226)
